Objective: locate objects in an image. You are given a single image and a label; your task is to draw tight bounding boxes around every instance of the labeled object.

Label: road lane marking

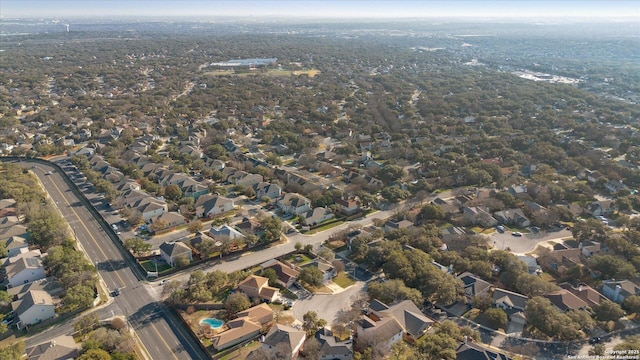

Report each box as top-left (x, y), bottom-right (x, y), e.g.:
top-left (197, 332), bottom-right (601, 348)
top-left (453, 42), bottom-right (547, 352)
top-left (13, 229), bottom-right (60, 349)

top-left (43, 169), bottom-right (128, 288)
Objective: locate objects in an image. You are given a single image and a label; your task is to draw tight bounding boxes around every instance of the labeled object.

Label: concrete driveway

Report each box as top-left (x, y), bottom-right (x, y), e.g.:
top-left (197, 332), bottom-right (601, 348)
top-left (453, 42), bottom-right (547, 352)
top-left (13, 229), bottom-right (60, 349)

top-left (489, 228), bottom-right (573, 254)
top-left (292, 281), bottom-right (366, 326)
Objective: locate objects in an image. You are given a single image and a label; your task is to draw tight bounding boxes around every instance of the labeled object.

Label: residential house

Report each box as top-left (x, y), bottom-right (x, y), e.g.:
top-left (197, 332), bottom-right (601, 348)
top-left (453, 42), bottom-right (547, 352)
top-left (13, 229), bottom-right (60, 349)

top-left (0, 224), bottom-right (28, 241)
top-left (0, 198), bottom-right (17, 210)
top-left (366, 299), bottom-right (434, 341)
top-left (253, 182), bottom-right (282, 200)
top-left (605, 180), bottom-right (629, 194)
top-left (336, 198), bottom-right (360, 216)
top-left (7, 256), bottom-right (46, 287)
top-left (493, 288), bottom-right (528, 312)
top-left (195, 194), bottom-right (234, 218)
top-left (507, 184), bottom-right (527, 197)
top-left (559, 283), bottom-right (606, 308)
top-left (524, 201), bottom-right (547, 214)
top-left (602, 280), bottom-right (640, 304)
top-left (261, 259), bottom-right (300, 288)
top-left (537, 247), bottom-right (582, 276)
top-left (238, 275), bottom-right (280, 302)
top-left (179, 179), bottom-right (209, 200)
top-left (356, 314), bottom-right (403, 350)
top-left (517, 256), bottom-right (541, 274)
top-left (315, 328), bottom-right (353, 360)
top-left (132, 197), bottom-right (168, 223)
top-left (7, 278), bottom-right (63, 298)
top-left (0, 215), bottom-right (21, 229)
top-left (150, 212), bottom-right (186, 231)
top-left (493, 209), bottom-right (530, 228)
top-left (262, 324), bottom-right (306, 359)
top-left (278, 193), bottom-right (312, 215)
top-left (230, 172), bottom-right (263, 188)
top-left (12, 290), bottom-right (56, 327)
top-left (25, 335), bottom-right (80, 360)
top-left (462, 206), bottom-right (498, 227)
top-left (303, 259), bottom-right (336, 283)
top-left (543, 290), bottom-right (590, 312)
top-left (211, 317), bottom-right (261, 350)
top-left (585, 200), bottom-right (615, 217)
top-left (2, 235), bottom-right (28, 257)
top-left (383, 219), bottom-right (414, 232)
top-left (455, 341), bottom-right (512, 360)
top-left (159, 242), bottom-right (193, 267)
top-left (209, 225), bottom-right (246, 241)
top-left (236, 303), bottom-right (274, 326)
top-left (210, 159), bottom-right (225, 171)
top-left (520, 164), bottom-right (538, 178)
top-left (579, 240), bottom-right (608, 258)
top-left (302, 207), bottom-right (334, 226)
top-left (457, 272), bottom-right (493, 304)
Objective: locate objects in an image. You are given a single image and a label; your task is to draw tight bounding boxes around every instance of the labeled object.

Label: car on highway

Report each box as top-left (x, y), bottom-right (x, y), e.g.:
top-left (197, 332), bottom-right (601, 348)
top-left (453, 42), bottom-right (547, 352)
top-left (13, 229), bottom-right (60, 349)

top-left (511, 231), bottom-right (523, 237)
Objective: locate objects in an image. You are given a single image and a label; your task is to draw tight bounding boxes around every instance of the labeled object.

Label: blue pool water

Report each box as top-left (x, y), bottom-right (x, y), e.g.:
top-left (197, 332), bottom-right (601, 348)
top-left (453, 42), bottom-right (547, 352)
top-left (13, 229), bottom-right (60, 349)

top-left (200, 318), bottom-right (224, 329)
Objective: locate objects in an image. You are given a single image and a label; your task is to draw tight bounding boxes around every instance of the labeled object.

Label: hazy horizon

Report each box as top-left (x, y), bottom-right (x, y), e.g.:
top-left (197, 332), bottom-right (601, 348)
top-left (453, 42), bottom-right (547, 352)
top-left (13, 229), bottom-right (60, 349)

top-left (2, 0), bottom-right (639, 20)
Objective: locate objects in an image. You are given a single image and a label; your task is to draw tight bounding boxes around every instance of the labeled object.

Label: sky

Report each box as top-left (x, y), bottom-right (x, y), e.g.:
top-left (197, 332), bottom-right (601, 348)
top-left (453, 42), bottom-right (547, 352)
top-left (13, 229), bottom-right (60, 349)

top-left (1, 0), bottom-right (639, 19)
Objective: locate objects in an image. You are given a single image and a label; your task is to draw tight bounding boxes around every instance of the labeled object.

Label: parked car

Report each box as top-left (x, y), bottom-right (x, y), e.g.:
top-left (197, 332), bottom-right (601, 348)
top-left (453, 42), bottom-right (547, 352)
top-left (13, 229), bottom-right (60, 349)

top-left (511, 232), bottom-right (523, 237)
top-left (496, 225), bottom-right (506, 233)
top-left (589, 337), bottom-right (601, 344)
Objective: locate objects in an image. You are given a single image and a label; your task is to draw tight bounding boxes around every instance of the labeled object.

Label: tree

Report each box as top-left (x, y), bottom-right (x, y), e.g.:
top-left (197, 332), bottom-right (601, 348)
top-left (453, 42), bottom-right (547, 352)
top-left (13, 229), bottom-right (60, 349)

top-left (260, 215), bottom-right (282, 243)
top-left (624, 295), bottom-right (640, 314)
top-left (377, 164), bottom-right (405, 184)
top-left (367, 279), bottom-right (423, 307)
top-left (301, 337), bottom-right (321, 360)
top-left (419, 204), bottom-right (446, 222)
top-left (589, 344), bottom-right (605, 356)
top-left (299, 267), bottom-right (324, 287)
top-left (317, 247), bottom-right (335, 262)
top-left (263, 268), bottom-right (278, 287)
top-left (174, 254), bottom-right (191, 268)
top-left (593, 300), bottom-right (625, 322)
top-left (332, 259), bottom-right (346, 274)
top-left (380, 186), bottom-right (410, 203)
top-left (123, 237), bottom-right (151, 257)
top-left (484, 308), bottom-right (507, 330)
top-left (0, 341), bottom-right (25, 360)
top-left (187, 220), bottom-right (203, 234)
top-left (78, 349), bottom-right (111, 360)
top-left (224, 292), bottom-right (251, 316)
top-left (588, 254), bottom-right (637, 279)
top-left (164, 184), bottom-right (183, 201)
top-left (615, 335), bottom-right (640, 351)
top-left (74, 313), bottom-right (100, 337)
top-left (515, 273), bottom-right (559, 297)
top-left (302, 311), bottom-right (327, 336)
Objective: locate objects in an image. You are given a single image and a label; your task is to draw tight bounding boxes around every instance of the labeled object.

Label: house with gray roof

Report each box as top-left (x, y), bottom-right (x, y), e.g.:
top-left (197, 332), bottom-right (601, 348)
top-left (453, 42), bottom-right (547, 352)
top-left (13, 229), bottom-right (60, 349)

top-left (316, 328), bottom-right (353, 360)
top-left (12, 290), bottom-right (56, 327)
top-left (209, 225), bottom-right (246, 241)
top-left (602, 279), bottom-right (640, 304)
top-left (363, 299), bottom-right (434, 342)
top-left (493, 288), bottom-right (528, 312)
top-left (493, 209), bottom-right (530, 228)
top-left (262, 324), bottom-right (306, 359)
top-left (457, 272), bottom-right (493, 303)
top-left (2, 235), bottom-right (28, 258)
top-left (25, 335), bottom-right (79, 360)
top-left (159, 242), bottom-right (192, 267)
top-left (277, 193), bottom-right (311, 215)
top-left (195, 194), bottom-right (234, 218)
top-left (7, 255), bottom-right (46, 287)
top-left (456, 341), bottom-right (512, 360)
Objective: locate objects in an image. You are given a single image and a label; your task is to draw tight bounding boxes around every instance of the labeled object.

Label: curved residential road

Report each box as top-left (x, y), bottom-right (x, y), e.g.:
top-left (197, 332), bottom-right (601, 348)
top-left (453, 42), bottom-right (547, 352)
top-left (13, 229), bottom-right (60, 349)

top-left (15, 160), bottom-right (209, 360)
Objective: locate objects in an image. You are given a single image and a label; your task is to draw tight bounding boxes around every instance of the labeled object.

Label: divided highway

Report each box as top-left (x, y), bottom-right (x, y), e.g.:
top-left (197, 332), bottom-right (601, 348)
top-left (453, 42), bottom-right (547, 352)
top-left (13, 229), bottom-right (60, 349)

top-left (17, 160), bottom-right (208, 360)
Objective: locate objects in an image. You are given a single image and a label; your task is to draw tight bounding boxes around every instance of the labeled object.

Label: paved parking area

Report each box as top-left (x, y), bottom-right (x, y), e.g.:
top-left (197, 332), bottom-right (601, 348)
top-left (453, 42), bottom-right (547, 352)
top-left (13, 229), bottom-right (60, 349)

top-left (489, 228), bottom-right (573, 254)
top-left (292, 281), bottom-right (366, 325)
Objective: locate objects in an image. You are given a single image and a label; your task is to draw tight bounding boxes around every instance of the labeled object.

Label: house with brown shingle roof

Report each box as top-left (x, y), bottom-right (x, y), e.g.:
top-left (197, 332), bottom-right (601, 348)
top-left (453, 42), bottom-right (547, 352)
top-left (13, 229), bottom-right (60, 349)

top-left (236, 303), bottom-right (274, 326)
top-left (238, 275), bottom-right (279, 303)
top-left (543, 289), bottom-right (590, 312)
top-left (559, 283), bottom-right (606, 308)
top-left (261, 259), bottom-right (300, 288)
top-left (211, 317), bottom-right (261, 351)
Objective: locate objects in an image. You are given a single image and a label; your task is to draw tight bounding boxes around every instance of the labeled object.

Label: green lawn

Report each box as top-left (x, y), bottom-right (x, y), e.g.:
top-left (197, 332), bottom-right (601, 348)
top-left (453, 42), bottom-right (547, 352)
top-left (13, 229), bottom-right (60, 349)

top-left (140, 260), bottom-right (171, 273)
top-left (333, 272), bottom-right (355, 288)
top-left (305, 220), bottom-right (345, 234)
top-left (284, 253), bottom-right (312, 265)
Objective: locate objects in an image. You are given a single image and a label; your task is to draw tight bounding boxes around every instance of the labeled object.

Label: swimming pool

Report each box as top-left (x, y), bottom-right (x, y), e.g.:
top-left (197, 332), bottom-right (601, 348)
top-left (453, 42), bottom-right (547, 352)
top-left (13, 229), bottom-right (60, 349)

top-left (200, 318), bottom-right (224, 329)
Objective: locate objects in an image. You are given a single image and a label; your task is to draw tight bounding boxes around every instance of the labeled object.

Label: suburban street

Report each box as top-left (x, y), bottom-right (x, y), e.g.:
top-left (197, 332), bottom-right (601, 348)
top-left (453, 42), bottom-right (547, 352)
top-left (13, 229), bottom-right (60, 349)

top-left (19, 160), bottom-right (209, 360)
